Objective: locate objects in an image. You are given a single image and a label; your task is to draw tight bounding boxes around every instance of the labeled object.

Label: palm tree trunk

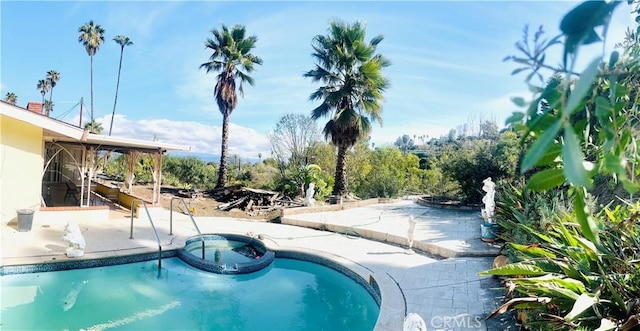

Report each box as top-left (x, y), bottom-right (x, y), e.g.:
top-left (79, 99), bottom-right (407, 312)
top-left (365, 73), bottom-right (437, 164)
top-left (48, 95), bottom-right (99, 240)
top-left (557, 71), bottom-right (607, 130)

top-left (332, 145), bottom-right (348, 196)
top-left (47, 92), bottom-right (53, 116)
top-left (90, 53), bottom-right (94, 124)
top-left (109, 47), bottom-right (124, 136)
top-left (41, 93), bottom-right (45, 114)
top-left (216, 112), bottom-right (230, 188)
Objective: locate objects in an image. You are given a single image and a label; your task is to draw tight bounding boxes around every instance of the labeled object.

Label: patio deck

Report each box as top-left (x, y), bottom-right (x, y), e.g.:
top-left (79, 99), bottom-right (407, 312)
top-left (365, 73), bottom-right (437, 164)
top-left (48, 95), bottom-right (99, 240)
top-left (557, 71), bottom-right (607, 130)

top-left (1, 199), bottom-right (513, 331)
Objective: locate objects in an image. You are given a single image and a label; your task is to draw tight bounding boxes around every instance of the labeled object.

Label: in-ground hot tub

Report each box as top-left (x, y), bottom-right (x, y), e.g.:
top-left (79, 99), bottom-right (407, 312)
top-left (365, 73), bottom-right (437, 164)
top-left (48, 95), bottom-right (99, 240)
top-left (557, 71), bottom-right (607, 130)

top-left (178, 233), bottom-right (275, 274)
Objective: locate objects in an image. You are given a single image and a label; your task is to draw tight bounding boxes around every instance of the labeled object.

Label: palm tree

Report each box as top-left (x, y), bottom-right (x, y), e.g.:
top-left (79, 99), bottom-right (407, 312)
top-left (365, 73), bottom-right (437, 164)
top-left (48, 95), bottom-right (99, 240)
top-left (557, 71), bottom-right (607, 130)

top-left (4, 92), bottom-right (18, 105)
top-left (78, 20), bottom-right (105, 124)
top-left (43, 100), bottom-right (54, 115)
top-left (200, 24), bottom-right (263, 188)
top-left (84, 120), bottom-right (103, 134)
top-left (37, 79), bottom-right (51, 112)
top-left (46, 70), bottom-right (61, 115)
top-left (304, 20), bottom-right (390, 197)
top-left (109, 35), bottom-right (133, 136)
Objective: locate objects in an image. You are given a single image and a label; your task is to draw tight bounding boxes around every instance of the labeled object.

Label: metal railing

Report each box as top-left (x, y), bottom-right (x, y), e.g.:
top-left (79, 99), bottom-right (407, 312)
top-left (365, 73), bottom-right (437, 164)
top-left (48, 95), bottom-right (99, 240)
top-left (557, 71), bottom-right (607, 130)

top-left (129, 199), bottom-right (163, 269)
top-left (170, 197), bottom-right (205, 259)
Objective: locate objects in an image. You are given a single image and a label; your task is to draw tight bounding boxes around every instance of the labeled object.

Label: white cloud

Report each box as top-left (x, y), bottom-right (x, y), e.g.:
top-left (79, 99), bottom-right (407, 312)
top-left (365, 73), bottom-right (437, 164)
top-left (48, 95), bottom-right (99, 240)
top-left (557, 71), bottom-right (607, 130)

top-left (105, 2), bottom-right (181, 39)
top-left (63, 114), bottom-right (271, 159)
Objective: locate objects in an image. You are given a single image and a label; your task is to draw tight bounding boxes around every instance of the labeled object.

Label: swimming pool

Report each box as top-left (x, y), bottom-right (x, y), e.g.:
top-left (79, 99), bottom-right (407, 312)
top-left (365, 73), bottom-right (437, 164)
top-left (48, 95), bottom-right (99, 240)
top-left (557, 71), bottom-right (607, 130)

top-left (1, 256), bottom-right (379, 330)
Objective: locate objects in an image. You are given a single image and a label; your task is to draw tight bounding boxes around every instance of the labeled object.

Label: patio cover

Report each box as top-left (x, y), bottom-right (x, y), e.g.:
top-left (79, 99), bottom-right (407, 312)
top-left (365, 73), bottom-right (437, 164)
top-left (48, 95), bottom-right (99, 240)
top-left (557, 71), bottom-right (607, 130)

top-left (1, 101), bottom-right (190, 206)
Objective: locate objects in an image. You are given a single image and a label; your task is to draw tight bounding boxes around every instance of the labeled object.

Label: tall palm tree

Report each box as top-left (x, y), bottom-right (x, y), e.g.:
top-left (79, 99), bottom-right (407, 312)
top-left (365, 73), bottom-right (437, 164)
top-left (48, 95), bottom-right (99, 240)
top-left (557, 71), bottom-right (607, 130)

top-left (78, 20), bottom-right (105, 124)
top-left (304, 20), bottom-right (391, 197)
top-left (46, 70), bottom-right (61, 115)
top-left (36, 79), bottom-right (51, 113)
top-left (43, 100), bottom-right (54, 115)
top-left (4, 92), bottom-right (18, 105)
top-left (200, 24), bottom-right (263, 188)
top-left (84, 120), bottom-right (103, 134)
top-left (109, 35), bottom-right (133, 136)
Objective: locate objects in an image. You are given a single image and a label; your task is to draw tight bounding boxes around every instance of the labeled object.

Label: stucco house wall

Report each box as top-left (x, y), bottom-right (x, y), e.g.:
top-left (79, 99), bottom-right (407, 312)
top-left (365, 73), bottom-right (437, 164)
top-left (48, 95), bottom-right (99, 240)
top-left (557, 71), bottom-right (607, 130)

top-left (0, 115), bottom-right (44, 223)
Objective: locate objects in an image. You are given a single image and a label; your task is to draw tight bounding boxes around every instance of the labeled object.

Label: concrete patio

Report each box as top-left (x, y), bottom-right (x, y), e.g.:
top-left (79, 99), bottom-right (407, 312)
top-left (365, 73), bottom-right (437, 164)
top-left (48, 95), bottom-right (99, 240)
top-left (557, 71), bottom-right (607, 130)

top-left (1, 199), bottom-right (513, 331)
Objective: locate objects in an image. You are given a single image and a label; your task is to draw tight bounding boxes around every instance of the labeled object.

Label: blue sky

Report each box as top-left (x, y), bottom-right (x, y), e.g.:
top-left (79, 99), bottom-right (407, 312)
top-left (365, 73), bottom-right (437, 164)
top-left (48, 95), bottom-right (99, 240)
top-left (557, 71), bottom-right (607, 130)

top-left (1, 1), bottom-right (633, 160)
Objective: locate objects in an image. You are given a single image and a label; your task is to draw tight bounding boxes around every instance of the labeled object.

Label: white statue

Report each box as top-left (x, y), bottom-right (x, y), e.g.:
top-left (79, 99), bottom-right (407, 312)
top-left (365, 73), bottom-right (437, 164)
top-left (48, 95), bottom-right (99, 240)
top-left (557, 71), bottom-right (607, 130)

top-left (403, 313), bottom-right (427, 331)
top-left (482, 177), bottom-right (496, 220)
top-left (406, 216), bottom-right (417, 254)
top-left (304, 183), bottom-right (316, 207)
top-left (62, 221), bottom-right (86, 258)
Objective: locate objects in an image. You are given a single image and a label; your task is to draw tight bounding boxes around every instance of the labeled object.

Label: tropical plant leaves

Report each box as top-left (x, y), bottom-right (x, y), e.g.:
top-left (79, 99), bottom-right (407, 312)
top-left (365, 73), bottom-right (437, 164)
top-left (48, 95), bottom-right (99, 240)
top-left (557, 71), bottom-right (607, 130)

top-left (565, 57), bottom-right (601, 116)
top-left (505, 112), bottom-right (525, 125)
top-left (562, 127), bottom-right (590, 188)
top-left (565, 293), bottom-right (597, 322)
top-left (479, 262), bottom-right (547, 276)
top-left (510, 243), bottom-right (556, 258)
top-left (486, 297), bottom-right (551, 320)
top-left (595, 96), bottom-right (613, 122)
top-left (521, 120), bottom-right (561, 173)
top-left (511, 96), bottom-right (527, 107)
top-left (574, 187), bottom-right (601, 247)
top-left (528, 168), bottom-right (565, 191)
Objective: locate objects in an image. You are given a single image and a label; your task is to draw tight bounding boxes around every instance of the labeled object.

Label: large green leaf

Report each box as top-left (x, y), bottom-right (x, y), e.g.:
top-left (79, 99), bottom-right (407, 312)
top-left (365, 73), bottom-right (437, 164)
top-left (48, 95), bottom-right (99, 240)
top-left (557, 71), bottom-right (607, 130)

top-left (536, 144), bottom-right (562, 166)
top-left (557, 220), bottom-right (579, 247)
top-left (505, 112), bottom-right (525, 125)
top-left (514, 274), bottom-right (586, 294)
top-left (575, 237), bottom-right (601, 263)
top-left (521, 120), bottom-right (562, 173)
top-left (528, 168), bottom-right (565, 191)
top-left (511, 96), bottom-right (527, 107)
top-left (565, 293), bottom-right (597, 322)
top-left (562, 127), bottom-right (591, 187)
top-left (479, 262), bottom-right (547, 276)
top-left (510, 243), bottom-right (556, 258)
top-left (486, 297), bottom-right (551, 320)
top-left (565, 57), bottom-right (601, 116)
top-left (595, 96), bottom-right (612, 122)
top-left (574, 188), bottom-right (601, 247)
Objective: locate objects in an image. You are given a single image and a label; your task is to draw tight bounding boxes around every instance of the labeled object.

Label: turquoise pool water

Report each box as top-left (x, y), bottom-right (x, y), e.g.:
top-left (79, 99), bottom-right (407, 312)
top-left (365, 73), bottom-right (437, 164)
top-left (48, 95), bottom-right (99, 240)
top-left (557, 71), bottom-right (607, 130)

top-left (1, 257), bottom-right (379, 330)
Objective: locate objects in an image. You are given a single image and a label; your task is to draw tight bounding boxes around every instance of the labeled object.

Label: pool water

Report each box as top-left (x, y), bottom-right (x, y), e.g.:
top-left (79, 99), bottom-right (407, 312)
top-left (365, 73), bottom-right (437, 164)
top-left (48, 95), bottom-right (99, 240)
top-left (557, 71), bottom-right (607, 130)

top-left (1, 257), bottom-right (379, 330)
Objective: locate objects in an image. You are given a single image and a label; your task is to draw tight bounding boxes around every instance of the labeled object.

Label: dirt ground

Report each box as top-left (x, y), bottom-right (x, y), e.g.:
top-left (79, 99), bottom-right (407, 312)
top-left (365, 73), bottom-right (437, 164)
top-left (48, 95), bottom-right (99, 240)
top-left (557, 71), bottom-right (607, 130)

top-left (130, 185), bottom-right (284, 221)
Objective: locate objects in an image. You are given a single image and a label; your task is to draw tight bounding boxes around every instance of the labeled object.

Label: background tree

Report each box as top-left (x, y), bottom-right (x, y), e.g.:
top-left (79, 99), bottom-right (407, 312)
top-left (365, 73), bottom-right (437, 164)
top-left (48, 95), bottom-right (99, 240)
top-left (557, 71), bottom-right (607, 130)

top-left (394, 134), bottom-right (415, 154)
top-left (36, 79), bottom-right (50, 111)
top-left (4, 92), bottom-right (17, 105)
top-left (43, 100), bottom-right (54, 116)
top-left (304, 20), bottom-right (391, 197)
top-left (78, 20), bottom-right (105, 124)
top-left (46, 70), bottom-right (60, 116)
top-left (109, 35), bottom-right (133, 136)
top-left (268, 113), bottom-right (320, 176)
top-left (200, 24), bottom-right (263, 188)
top-left (84, 120), bottom-right (103, 134)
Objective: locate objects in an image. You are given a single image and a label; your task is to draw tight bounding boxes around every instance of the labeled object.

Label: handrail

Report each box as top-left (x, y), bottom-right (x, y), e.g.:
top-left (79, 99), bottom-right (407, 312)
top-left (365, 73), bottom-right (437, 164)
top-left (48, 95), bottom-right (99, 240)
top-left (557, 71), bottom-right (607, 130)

top-left (170, 197), bottom-right (205, 259)
top-left (129, 199), bottom-right (163, 269)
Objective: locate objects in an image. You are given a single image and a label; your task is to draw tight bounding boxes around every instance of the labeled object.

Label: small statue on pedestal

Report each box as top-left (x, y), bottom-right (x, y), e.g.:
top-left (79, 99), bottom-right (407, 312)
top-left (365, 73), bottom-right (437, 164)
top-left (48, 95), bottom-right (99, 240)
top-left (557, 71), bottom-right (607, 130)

top-left (481, 177), bottom-right (496, 222)
top-left (62, 221), bottom-right (86, 258)
top-left (304, 182), bottom-right (316, 207)
top-left (406, 216), bottom-right (417, 254)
